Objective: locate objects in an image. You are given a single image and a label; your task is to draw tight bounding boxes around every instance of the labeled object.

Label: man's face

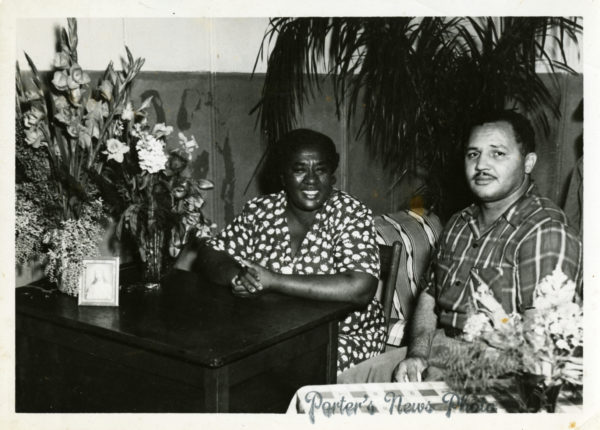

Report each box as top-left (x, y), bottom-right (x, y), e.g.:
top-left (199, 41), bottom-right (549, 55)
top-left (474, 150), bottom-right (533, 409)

top-left (282, 143), bottom-right (335, 213)
top-left (465, 121), bottom-right (536, 203)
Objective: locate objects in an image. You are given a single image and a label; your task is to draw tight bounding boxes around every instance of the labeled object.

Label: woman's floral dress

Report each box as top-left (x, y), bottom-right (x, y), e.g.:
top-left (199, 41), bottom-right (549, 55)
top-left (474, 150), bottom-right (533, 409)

top-left (208, 189), bottom-right (387, 373)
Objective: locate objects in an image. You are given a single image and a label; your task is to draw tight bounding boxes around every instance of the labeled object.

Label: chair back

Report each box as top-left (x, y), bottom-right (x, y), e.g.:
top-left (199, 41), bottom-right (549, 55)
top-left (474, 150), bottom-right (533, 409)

top-left (378, 242), bottom-right (402, 323)
top-left (374, 209), bottom-right (443, 348)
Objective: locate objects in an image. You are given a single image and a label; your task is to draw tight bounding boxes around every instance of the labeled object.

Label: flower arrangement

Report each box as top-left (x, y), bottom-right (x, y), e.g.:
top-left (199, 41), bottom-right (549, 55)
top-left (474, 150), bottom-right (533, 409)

top-left (15, 18), bottom-right (214, 292)
top-left (445, 269), bottom-right (582, 410)
top-left (103, 108), bottom-right (215, 284)
top-left (16, 18), bottom-right (144, 221)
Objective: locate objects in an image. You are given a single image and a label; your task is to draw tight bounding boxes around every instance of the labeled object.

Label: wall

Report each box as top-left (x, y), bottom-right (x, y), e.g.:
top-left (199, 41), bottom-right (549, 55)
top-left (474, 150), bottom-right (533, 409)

top-left (16, 18), bottom-right (271, 73)
top-left (124, 71), bottom-right (582, 230)
top-left (16, 18), bottom-right (584, 230)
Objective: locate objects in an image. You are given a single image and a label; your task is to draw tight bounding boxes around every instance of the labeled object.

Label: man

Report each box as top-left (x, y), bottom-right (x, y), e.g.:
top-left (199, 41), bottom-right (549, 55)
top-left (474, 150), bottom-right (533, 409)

top-left (338, 110), bottom-right (583, 383)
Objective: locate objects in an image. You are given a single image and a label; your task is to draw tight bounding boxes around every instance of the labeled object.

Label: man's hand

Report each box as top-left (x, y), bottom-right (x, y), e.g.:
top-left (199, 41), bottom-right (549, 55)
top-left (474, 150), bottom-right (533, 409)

top-left (392, 357), bottom-right (428, 382)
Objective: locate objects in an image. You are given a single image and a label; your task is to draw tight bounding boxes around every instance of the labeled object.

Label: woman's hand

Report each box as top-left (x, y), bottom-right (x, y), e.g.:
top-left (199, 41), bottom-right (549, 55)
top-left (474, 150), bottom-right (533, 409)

top-left (230, 259), bottom-right (278, 298)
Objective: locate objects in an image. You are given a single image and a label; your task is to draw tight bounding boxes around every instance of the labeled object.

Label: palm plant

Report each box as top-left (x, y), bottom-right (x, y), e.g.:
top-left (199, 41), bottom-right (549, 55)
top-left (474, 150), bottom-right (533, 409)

top-left (251, 17), bottom-right (581, 219)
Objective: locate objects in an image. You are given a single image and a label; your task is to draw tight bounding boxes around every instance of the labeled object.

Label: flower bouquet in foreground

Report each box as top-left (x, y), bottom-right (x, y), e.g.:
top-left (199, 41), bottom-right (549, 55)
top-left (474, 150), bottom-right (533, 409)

top-left (445, 269), bottom-right (582, 412)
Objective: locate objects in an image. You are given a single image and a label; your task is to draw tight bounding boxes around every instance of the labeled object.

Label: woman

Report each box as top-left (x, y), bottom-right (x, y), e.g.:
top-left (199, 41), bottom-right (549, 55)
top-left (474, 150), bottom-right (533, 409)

top-left (195, 129), bottom-right (386, 373)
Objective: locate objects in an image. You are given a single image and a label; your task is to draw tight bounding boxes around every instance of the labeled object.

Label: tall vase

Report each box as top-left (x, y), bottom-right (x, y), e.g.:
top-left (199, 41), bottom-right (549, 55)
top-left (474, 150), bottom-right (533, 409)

top-left (142, 227), bottom-right (164, 289)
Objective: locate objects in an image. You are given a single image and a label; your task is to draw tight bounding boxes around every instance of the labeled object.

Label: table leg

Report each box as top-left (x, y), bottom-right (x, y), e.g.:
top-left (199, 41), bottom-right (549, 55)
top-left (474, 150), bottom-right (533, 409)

top-left (326, 321), bottom-right (338, 384)
top-left (204, 366), bottom-right (230, 412)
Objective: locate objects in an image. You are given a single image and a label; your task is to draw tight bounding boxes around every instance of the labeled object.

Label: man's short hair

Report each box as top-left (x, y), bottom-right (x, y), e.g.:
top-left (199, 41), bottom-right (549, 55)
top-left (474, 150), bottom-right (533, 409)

top-left (469, 110), bottom-right (536, 155)
top-left (272, 128), bottom-right (340, 173)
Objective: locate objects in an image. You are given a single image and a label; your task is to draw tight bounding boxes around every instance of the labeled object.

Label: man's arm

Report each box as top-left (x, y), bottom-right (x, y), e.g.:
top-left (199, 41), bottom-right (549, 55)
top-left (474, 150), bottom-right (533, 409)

top-left (392, 291), bottom-right (438, 381)
top-left (406, 292), bottom-right (438, 358)
top-left (517, 219), bottom-right (583, 307)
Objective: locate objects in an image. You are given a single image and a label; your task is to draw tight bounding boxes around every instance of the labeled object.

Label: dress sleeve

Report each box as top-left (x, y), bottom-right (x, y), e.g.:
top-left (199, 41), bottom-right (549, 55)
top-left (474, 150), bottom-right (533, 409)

top-left (205, 200), bottom-right (257, 261)
top-left (333, 207), bottom-right (380, 278)
top-left (517, 220), bottom-right (583, 308)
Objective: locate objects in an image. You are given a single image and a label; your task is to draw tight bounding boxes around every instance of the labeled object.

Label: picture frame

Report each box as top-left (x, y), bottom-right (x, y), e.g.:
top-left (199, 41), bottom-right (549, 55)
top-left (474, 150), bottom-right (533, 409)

top-left (78, 257), bottom-right (120, 306)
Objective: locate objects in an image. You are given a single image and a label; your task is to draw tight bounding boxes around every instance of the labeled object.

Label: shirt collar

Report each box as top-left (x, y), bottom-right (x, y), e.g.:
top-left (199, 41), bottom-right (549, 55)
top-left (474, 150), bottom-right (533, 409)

top-left (459, 181), bottom-right (538, 231)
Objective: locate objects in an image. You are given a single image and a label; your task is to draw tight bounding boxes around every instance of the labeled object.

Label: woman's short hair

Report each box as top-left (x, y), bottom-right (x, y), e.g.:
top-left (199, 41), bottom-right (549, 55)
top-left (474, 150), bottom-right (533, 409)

top-left (272, 129), bottom-right (340, 173)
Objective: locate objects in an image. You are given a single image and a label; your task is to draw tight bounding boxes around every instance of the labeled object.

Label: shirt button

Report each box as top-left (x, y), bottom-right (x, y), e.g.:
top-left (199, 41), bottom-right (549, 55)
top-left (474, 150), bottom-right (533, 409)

top-left (454, 281), bottom-right (461, 286)
top-left (472, 242), bottom-right (479, 248)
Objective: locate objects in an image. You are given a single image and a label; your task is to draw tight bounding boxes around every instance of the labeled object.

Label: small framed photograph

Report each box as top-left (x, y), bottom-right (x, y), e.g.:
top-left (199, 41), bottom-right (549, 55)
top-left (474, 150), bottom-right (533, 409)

top-left (78, 257), bottom-right (120, 306)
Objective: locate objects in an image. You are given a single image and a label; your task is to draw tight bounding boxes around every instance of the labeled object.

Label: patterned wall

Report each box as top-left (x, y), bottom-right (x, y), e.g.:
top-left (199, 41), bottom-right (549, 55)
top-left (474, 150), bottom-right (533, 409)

top-left (129, 72), bottom-right (583, 230)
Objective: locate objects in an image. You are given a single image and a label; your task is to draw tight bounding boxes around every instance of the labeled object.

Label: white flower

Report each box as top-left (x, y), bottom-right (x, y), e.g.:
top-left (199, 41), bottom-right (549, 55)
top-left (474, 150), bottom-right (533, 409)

top-left (178, 132), bottom-right (198, 160)
top-left (462, 312), bottom-right (493, 341)
top-left (533, 269), bottom-right (576, 309)
top-left (103, 138), bottom-right (130, 163)
top-left (136, 135), bottom-right (168, 173)
top-left (121, 102), bottom-right (134, 121)
top-left (152, 123), bottom-right (173, 138)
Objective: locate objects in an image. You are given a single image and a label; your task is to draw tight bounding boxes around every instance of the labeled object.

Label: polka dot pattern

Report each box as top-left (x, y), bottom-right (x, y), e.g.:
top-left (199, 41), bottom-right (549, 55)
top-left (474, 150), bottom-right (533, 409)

top-left (207, 189), bottom-right (387, 372)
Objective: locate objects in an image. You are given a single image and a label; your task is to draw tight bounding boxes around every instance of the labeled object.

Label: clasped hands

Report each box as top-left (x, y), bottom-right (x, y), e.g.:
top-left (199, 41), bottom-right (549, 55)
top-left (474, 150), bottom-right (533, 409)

top-left (231, 259), bottom-right (276, 298)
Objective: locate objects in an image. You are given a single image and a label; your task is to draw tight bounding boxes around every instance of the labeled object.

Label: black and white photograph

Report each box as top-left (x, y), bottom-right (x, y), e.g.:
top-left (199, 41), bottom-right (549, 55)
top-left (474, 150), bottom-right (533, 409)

top-left (78, 257), bottom-right (119, 306)
top-left (3, 0), bottom-right (599, 429)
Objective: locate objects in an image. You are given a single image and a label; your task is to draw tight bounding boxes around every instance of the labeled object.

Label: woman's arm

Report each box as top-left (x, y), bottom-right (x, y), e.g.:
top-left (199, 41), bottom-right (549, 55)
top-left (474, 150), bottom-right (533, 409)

top-left (194, 242), bottom-right (261, 289)
top-left (234, 260), bottom-right (378, 306)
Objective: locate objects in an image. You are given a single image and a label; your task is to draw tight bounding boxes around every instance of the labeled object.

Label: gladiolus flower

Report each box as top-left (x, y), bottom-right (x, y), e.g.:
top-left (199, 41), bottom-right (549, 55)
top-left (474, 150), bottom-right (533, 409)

top-left (177, 132), bottom-right (198, 160)
top-left (79, 128), bottom-right (92, 149)
top-left (69, 88), bottom-right (82, 105)
top-left (23, 107), bottom-right (44, 128)
top-left (66, 119), bottom-right (80, 137)
top-left (183, 212), bottom-right (201, 227)
top-left (99, 80), bottom-right (113, 101)
top-left (53, 95), bottom-right (69, 110)
top-left (86, 98), bottom-right (109, 121)
top-left (25, 90), bottom-right (42, 101)
top-left (53, 52), bottom-right (70, 69)
top-left (184, 195), bottom-right (205, 211)
top-left (52, 71), bottom-right (69, 91)
top-left (67, 64), bottom-right (90, 88)
top-left (24, 127), bottom-right (47, 148)
top-left (172, 181), bottom-right (190, 199)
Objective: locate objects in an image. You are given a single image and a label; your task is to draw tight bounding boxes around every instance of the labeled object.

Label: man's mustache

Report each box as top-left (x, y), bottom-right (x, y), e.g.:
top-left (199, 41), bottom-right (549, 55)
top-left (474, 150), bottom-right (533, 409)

top-left (472, 172), bottom-right (496, 180)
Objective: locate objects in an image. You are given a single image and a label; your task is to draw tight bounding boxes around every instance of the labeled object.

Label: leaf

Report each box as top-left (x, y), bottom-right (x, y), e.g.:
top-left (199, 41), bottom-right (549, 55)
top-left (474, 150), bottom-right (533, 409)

top-left (23, 52), bottom-right (42, 89)
top-left (67, 18), bottom-right (78, 51)
top-left (125, 46), bottom-right (134, 66)
top-left (139, 96), bottom-right (153, 111)
top-left (138, 174), bottom-right (150, 191)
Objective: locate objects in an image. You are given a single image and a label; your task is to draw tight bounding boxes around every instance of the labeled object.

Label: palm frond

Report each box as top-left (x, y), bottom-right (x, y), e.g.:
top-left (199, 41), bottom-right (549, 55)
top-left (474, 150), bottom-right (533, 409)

top-left (252, 16), bottom-right (581, 218)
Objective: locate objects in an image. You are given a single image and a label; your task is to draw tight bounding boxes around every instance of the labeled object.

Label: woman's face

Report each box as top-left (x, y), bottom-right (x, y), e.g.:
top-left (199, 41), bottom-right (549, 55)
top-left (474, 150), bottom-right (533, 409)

top-left (282, 143), bottom-right (335, 213)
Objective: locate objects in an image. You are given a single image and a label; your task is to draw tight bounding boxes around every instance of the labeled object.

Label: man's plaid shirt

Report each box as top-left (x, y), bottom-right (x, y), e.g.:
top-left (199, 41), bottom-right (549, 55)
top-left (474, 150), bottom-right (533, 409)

top-left (424, 182), bottom-right (583, 332)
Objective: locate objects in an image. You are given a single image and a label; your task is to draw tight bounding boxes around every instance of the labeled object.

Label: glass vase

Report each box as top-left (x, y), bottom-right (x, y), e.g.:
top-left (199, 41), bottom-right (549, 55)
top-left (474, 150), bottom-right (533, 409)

top-left (516, 373), bottom-right (562, 413)
top-left (142, 228), bottom-right (164, 289)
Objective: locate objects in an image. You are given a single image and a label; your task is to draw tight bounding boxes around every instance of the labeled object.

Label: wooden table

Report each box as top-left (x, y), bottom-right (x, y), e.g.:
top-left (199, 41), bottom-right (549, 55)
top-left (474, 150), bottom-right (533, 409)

top-left (16, 270), bottom-right (356, 413)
